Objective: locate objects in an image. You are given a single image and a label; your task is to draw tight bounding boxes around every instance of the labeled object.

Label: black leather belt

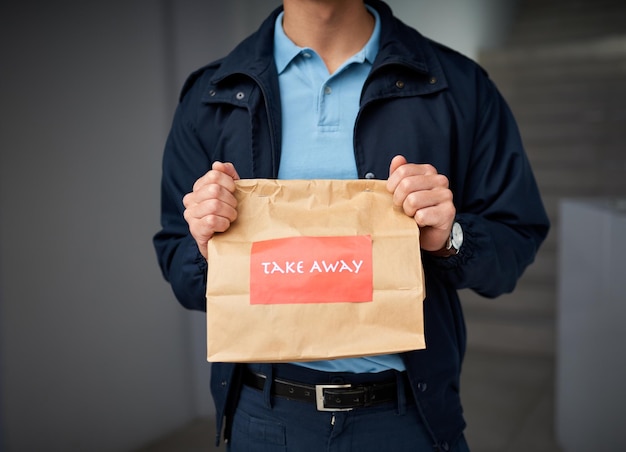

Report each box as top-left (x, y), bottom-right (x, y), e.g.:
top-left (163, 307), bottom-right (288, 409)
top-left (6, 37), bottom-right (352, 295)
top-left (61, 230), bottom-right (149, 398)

top-left (243, 369), bottom-right (403, 411)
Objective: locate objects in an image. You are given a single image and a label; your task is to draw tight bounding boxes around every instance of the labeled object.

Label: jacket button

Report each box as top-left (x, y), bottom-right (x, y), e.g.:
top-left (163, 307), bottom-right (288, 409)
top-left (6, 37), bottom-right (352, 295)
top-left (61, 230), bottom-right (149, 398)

top-left (395, 80), bottom-right (405, 89)
top-left (364, 172), bottom-right (375, 179)
top-left (440, 441), bottom-right (450, 451)
top-left (429, 76), bottom-right (437, 84)
top-left (209, 90), bottom-right (216, 97)
top-left (417, 382), bottom-right (427, 392)
top-left (236, 91), bottom-right (245, 100)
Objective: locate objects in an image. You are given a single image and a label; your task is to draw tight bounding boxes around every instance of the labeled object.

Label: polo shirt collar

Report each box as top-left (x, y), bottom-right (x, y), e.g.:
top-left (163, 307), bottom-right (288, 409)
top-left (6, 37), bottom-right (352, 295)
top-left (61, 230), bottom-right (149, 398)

top-left (273, 6), bottom-right (381, 75)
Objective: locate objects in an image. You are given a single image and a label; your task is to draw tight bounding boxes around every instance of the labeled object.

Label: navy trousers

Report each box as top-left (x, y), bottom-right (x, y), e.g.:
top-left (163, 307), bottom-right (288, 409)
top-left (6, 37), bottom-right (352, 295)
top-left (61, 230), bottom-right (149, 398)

top-left (227, 364), bottom-right (470, 452)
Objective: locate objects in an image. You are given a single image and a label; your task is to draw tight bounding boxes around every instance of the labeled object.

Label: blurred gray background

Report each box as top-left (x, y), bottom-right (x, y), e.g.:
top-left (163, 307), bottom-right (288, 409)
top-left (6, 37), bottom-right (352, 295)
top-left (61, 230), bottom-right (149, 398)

top-left (1, 1), bottom-right (625, 451)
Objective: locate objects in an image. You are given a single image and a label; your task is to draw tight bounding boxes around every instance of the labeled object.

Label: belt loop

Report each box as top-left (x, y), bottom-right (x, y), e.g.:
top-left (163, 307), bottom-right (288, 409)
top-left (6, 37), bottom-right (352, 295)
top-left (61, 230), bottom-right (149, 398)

top-left (261, 363), bottom-right (273, 409)
top-left (395, 372), bottom-right (407, 415)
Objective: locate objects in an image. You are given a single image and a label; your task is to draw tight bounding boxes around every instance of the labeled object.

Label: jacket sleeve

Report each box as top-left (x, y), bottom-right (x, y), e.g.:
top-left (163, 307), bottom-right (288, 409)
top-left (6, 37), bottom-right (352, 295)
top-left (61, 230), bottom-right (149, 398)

top-left (425, 75), bottom-right (550, 298)
top-left (153, 86), bottom-right (211, 312)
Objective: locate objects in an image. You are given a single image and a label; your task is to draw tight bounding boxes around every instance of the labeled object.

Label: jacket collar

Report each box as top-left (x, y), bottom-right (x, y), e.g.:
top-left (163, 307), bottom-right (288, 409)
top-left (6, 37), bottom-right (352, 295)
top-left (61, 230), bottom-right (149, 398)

top-left (210, 0), bottom-right (443, 86)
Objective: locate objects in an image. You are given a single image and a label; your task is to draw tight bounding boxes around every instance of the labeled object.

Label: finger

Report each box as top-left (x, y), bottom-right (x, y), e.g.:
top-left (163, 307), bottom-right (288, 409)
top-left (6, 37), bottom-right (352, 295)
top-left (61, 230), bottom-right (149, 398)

top-left (389, 155), bottom-right (407, 176)
top-left (186, 201), bottom-right (238, 231)
top-left (191, 172), bottom-right (233, 197)
top-left (186, 210), bottom-right (235, 260)
top-left (183, 197), bottom-right (238, 250)
top-left (401, 185), bottom-right (453, 221)
top-left (191, 161), bottom-right (240, 193)
top-left (186, 187), bottom-right (238, 218)
top-left (386, 155), bottom-right (408, 193)
top-left (212, 161), bottom-right (240, 181)
top-left (183, 182), bottom-right (238, 211)
top-left (390, 172), bottom-right (448, 209)
top-left (387, 160), bottom-right (439, 195)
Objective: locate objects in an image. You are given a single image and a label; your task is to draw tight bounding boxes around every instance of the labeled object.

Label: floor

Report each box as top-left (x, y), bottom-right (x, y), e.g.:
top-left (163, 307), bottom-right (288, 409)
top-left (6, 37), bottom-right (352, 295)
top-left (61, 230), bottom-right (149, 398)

top-left (134, 347), bottom-right (562, 452)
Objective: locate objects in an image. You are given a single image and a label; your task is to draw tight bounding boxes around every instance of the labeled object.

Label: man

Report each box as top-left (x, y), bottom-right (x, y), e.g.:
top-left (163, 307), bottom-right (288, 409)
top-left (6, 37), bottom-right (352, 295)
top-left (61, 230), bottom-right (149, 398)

top-left (153, 0), bottom-right (550, 450)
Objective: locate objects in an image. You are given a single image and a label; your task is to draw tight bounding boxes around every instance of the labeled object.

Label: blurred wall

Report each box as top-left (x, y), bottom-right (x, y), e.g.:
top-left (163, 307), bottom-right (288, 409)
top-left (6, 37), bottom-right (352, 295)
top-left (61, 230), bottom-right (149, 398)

top-left (0, 2), bottom-right (197, 451)
top-left (0, 1), bottom-right (516, 451)
top-left (392, 0), bottom-right (519, 59)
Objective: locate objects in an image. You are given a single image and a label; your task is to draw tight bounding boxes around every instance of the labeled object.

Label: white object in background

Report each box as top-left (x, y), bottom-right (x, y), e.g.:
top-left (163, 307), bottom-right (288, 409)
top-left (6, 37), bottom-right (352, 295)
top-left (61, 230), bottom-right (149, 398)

top-left (556, 198), bottom-right (626, 451)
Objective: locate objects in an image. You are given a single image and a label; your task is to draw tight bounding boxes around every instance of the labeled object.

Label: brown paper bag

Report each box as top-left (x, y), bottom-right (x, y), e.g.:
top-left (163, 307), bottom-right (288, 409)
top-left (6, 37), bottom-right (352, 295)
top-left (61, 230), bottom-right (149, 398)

top-left (206, 179), bottom-right (425, 362)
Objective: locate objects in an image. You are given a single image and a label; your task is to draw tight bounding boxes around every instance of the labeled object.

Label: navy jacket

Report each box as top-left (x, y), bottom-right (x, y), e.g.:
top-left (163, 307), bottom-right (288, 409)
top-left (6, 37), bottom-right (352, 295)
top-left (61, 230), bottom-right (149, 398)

top-left (153, 0), bottom-right (550, 449)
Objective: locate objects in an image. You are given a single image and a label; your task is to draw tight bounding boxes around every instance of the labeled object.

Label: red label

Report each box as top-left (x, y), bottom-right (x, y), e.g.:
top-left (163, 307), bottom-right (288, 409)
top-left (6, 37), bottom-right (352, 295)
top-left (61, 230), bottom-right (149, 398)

top-left (250, 235), bottom-right (373, 304)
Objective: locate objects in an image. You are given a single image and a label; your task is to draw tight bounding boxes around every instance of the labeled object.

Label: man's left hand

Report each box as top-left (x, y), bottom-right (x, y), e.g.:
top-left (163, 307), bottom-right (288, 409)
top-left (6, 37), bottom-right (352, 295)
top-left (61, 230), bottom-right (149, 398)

top-left (386, 155), bottom-right (456, 252)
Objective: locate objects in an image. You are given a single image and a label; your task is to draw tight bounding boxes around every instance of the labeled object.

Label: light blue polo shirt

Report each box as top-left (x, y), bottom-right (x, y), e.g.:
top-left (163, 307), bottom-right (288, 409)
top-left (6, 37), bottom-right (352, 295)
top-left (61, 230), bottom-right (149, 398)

top-left (274, 8), bottom-right (406, 373)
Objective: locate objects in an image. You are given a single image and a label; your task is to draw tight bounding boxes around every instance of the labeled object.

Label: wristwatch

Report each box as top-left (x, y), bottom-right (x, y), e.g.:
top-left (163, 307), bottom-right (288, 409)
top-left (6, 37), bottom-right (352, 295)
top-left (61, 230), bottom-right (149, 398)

top-left (430, 221), bottom-right (463, 257)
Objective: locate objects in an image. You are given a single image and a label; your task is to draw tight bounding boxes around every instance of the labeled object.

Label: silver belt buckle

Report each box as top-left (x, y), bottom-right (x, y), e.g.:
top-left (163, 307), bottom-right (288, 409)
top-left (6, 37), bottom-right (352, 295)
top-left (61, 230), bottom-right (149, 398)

top-left (315, 384), bottom-right (353, 412)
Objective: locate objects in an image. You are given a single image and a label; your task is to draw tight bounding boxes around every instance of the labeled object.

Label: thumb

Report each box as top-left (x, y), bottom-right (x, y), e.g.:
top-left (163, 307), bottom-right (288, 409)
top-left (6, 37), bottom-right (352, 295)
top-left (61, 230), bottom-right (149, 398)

top-left (389, 155), bottom-right (408, 177)
top-left (212, 161), bottom-right (240, 180)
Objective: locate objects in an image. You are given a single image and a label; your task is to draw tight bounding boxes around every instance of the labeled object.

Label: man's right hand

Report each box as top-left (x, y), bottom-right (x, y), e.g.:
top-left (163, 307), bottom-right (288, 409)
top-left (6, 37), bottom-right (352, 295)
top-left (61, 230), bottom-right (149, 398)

top-left (182, 161), bottom-right (240, 259)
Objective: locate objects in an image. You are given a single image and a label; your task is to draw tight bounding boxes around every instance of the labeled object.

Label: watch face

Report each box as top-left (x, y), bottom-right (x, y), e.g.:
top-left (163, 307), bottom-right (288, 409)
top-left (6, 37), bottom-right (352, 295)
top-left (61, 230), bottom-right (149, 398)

top-left (451, 222), bottom-right (463, 249)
